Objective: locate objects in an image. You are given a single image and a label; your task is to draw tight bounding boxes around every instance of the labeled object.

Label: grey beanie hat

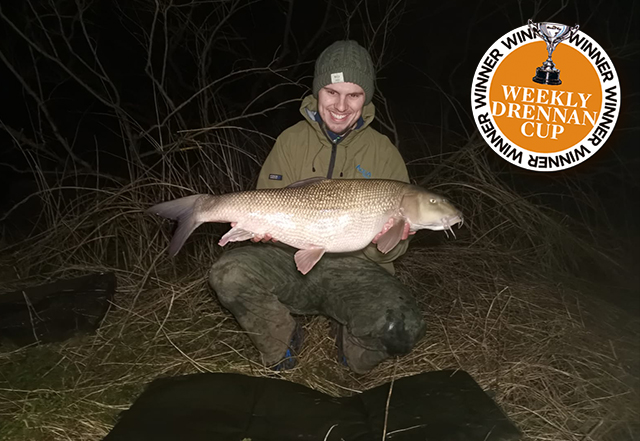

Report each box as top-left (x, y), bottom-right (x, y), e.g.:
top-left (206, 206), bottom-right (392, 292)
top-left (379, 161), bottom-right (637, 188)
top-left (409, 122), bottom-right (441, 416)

top-left (312, 40), bottom-right (375, 105)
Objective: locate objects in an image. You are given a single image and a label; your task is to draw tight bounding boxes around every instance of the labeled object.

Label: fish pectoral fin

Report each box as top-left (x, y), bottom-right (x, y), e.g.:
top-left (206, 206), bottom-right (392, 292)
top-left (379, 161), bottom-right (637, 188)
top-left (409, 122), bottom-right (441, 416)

top-left (375, 218), bottom-right (406, 254)
top-left (218, 227), bottom-right (255, 246)
top-left (294, 247), bottom-right (326, 275)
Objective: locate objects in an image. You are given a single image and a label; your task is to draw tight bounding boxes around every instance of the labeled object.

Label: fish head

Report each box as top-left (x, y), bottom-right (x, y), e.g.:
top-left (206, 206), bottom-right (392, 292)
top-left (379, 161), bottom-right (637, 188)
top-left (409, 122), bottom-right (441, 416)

top-left (401, 187), bottom-right (464, 235)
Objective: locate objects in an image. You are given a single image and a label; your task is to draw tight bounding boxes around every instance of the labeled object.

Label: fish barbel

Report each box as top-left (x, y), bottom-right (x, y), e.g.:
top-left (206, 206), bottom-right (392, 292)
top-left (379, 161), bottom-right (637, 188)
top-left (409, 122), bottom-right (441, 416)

top-left (147, 178), bottom-right (463, 274)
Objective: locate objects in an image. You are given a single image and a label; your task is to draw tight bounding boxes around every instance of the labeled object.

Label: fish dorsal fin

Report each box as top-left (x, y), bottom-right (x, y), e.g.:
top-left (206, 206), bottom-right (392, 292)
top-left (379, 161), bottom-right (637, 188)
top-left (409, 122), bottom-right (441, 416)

top-left (294, 246), bottom-right (326, 274)
top-left (286, 177), bottom-right (326, 188)
top-left (376, 218), bottom-right (406, 254)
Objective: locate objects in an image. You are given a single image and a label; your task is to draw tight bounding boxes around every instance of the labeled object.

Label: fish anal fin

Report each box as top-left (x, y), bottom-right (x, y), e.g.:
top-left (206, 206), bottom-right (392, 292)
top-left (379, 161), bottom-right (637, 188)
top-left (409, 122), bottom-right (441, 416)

top-left (286, 177), bottom-right (326, 188)
top-left (294, 247), bottom-right (326, 275)
top-left (376, 218), bottom-right (405, 254)
top-left (219, 227), bottom-right (255, 246)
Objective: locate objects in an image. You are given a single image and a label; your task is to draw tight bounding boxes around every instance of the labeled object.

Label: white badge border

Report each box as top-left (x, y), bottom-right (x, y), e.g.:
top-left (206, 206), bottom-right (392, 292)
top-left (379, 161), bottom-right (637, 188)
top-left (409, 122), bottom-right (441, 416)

top-left (471, 24), bottom-right (621, 172)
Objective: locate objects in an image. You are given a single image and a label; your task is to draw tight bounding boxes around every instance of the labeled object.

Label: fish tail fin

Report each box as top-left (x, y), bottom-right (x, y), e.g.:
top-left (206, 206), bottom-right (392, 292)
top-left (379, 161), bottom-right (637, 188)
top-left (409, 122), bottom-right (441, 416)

top-left (147, 195), bottom-right (205, 257)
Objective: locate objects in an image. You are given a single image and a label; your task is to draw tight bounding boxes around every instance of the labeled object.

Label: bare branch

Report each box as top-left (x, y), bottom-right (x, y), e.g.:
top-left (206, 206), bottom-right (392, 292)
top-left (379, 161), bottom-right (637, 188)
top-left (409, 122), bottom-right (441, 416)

top-left (0, 47), bottom-right (94, 171)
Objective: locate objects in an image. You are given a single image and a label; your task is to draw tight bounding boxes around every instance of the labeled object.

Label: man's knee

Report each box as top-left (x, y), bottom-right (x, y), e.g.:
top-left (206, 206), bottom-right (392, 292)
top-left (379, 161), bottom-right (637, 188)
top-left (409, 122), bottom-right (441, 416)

top-left (208, 247), bottom-right (257, 304)
top-left (209, 245), bottom-right (293, 304)
top-left (379, 308), bottom-right (426, 356)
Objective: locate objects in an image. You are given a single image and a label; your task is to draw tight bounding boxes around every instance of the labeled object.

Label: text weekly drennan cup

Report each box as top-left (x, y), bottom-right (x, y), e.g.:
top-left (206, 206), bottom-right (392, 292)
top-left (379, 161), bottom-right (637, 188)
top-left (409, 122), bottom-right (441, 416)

top-left (471, 22), bottom-right (620, 171)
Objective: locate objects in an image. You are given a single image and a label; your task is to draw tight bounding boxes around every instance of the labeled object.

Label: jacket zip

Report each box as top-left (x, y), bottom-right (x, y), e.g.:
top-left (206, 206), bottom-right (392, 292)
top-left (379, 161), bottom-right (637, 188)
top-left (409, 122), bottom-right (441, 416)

top-left (320, 120), bottom-right (354, 179)
top-left (327, 142), bottom-right (338, 178)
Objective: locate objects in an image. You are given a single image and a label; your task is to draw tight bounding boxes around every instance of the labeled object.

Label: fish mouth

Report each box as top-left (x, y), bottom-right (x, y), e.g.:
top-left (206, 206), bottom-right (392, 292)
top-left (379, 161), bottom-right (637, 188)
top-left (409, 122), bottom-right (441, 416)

top-left (419, 214), bottom-right (464, 238)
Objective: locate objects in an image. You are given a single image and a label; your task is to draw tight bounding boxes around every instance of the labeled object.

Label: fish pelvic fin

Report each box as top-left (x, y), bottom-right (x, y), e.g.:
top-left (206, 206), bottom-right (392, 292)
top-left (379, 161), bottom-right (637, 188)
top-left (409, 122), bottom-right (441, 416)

top-left (294, 247), bottom-right (326, 275)
top-left (219, 227), bottom-right (255, 246)
top-left (147, 195), bottom-right (204, 257)
top-left (376, 218), bottom-right (406, 254)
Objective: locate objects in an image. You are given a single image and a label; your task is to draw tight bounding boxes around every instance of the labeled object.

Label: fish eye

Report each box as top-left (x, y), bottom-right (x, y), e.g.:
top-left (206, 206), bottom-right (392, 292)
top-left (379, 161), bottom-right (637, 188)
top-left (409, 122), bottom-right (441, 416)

top-left (429, 198), bottom-right (437, 204)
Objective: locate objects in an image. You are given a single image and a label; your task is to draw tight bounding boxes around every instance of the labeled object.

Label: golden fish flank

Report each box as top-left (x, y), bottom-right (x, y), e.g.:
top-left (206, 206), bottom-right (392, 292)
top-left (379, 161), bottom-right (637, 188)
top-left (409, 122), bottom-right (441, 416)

top-left (147, 178), bottom-right (464, 275)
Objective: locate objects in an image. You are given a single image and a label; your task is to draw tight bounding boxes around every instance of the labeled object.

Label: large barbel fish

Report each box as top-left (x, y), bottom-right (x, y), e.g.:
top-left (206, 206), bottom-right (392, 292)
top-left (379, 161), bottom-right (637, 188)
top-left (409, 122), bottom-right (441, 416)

top-left (148, 178), bottom-right (463, 274)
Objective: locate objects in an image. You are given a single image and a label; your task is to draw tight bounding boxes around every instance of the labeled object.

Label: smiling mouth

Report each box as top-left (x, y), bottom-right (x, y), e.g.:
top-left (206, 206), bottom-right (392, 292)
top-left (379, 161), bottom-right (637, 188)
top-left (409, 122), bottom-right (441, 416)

top-left (330, 111), bottom-right (348, 121)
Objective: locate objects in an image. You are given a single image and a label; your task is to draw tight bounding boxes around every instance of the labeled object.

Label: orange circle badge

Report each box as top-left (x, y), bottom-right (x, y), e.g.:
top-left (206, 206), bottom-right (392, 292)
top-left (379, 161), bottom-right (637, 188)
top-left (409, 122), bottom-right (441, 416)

top-left (471, 22), bottom-right (620, 171)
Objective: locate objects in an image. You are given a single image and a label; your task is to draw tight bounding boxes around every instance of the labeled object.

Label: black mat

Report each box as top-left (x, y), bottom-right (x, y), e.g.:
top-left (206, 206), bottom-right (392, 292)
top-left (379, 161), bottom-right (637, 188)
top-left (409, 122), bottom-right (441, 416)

top-left (104, 369), bottom-right (521, 441)
top-left (0, 272), bottom-right (115, 347)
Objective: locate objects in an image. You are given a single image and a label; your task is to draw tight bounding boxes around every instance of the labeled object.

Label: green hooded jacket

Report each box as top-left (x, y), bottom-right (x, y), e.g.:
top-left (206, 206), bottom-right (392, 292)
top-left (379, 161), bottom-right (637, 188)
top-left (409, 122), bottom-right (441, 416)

top-left (256, 95), bottom-right (411, 274)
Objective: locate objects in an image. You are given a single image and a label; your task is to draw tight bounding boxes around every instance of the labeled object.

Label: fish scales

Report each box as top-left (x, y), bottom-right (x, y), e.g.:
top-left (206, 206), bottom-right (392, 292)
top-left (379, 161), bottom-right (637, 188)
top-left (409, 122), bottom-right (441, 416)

top-left (147, 178), bottom-right (464, 274)
top-left (197, 179), bottom-right (408, 252)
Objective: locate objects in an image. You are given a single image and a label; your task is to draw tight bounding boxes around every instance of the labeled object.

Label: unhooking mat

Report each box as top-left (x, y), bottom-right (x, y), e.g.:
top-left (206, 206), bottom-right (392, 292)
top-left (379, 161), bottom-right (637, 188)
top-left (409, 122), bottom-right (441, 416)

top-left (103, 369), bottom-right (521, 441)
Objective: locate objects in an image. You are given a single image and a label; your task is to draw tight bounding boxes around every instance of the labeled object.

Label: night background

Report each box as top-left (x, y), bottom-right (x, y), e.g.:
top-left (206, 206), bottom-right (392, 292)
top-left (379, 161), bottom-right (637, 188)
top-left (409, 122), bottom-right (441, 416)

top-left (0, 0), bottom-right (638, 440)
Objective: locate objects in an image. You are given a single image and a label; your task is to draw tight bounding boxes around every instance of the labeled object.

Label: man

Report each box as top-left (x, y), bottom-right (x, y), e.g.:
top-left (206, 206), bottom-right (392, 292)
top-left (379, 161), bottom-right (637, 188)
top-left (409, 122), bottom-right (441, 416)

top-left (209, 40), bottom-right (426, 373)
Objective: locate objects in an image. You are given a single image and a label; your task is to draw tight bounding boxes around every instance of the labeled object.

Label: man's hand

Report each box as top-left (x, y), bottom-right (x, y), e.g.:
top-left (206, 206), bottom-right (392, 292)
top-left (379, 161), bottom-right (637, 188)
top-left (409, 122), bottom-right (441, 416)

top-left (230, 222), bottom-right (278, 243)
top-left (371, 218), bottom-right (414, 244)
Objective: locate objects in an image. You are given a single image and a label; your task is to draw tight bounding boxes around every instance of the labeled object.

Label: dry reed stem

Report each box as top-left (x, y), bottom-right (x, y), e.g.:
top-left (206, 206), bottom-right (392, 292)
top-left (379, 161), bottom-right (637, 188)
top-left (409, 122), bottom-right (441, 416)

top-left (0, 142), bottom-right (638, 441)
top-left (1, 242), bottom-right (636, 440)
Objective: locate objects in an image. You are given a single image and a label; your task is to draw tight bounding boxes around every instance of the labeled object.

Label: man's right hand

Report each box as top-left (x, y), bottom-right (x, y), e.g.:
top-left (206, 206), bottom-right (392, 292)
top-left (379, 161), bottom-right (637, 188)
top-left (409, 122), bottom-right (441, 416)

top-left (253, 233), bottom-right (277, 243)
top-left (230, 222), bottom-right (278, 243)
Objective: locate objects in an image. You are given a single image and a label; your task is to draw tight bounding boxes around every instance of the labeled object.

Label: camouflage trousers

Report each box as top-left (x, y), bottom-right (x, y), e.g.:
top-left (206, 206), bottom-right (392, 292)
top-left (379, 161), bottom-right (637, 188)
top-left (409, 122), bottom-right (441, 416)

top-left (208, 244), bottom-right (426, 374)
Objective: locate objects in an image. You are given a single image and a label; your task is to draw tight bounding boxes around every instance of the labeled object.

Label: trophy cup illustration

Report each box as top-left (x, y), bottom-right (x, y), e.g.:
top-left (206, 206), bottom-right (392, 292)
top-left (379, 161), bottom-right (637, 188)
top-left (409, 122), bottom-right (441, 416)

top-left (528, 19), bottom-right (579, 85)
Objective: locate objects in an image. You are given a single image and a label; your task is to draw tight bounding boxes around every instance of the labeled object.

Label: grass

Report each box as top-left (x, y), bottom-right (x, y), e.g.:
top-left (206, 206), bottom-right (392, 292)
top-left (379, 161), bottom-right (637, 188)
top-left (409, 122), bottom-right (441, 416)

top-left (0, 139), bottom-right (638, 440)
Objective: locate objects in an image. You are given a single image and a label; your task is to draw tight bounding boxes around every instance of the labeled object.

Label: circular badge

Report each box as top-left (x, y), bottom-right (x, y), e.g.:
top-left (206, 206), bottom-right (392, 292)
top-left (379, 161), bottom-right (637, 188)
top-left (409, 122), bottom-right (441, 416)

top-left (471, 23), bottom-right (620, 171)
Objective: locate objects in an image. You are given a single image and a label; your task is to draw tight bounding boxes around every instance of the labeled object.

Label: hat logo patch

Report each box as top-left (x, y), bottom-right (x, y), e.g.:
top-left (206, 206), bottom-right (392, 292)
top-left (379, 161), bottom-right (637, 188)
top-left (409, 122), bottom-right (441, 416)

top-left (330, 72), bottom-right (344, 83)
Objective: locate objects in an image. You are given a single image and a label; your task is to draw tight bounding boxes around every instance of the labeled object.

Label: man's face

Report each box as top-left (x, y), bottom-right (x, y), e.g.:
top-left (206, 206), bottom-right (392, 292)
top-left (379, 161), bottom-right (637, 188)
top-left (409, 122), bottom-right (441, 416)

top-left (317, 82), bottom-right (366, 135)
